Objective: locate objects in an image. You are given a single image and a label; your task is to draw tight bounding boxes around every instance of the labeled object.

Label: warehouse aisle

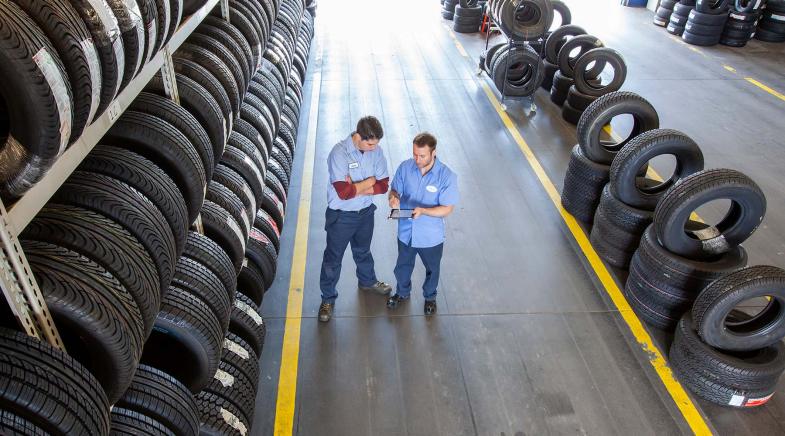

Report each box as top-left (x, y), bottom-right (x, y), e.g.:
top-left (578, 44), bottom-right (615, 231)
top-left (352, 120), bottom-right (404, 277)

top-left (253, 1), bottom-right (785, 435)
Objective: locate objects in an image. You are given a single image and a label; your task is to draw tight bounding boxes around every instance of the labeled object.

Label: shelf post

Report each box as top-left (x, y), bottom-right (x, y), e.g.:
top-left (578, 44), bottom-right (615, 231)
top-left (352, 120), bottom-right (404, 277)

top-left (161, 48), bottom-right (180, 105)
top-left (221, 0), bottom-right (230, 21)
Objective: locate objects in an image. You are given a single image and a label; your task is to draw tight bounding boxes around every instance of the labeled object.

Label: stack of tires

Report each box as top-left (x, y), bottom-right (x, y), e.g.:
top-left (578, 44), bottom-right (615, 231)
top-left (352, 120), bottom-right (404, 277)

top-left (1, 0), bottom-right (316, 433)
top-left (625, 168), bottom-right (763, 330)
top-left (667, 0), bottom-right (697, 36)
top-left (453, 1), bottom-right (484, 33)
top-left (306, 0), bottom-right (317, 17)
top-left (670, 266), bottom-right (785, 408)
top-left (0, 0), bottom-right (186, 202)
top-left (591, 129), bottom-right (704, 268)
top-left (682, 0), bottom-right (731, 46)
top-left (442, 0), bottom-right (459, 20)
top-left (561, 91), bottom-right (659, 223)
top-left (654, 0), bottom-right (678, 26)
top-left (722, 1), bottom-right (764, 47)
top-left (756, 0), bottom-right (785, 42)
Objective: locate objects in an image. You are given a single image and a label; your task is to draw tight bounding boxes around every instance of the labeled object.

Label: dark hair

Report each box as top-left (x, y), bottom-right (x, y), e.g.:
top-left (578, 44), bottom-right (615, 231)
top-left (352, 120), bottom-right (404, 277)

top-left (413, 132), bottom-right (437, 150)
top-left (356, 116), bottom-right (384, 141)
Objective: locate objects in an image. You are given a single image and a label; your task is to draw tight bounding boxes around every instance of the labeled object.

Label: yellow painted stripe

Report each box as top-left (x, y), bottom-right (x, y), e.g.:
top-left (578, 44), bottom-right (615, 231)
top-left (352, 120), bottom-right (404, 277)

top-left (445, 25), bottom-right (469, 58)
top-left (273, 53), bottom-right (322, 435)
top-left (447, 31), bottom-right (712, 434)
top-left (723, 65), bottom-right (736, 73)
top-left (746, 78), bottom-right (785, 103)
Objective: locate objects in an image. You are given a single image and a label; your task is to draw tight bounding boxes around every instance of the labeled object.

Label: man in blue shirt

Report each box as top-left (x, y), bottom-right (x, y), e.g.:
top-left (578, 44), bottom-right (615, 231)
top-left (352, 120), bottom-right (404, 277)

top-left (318, 116), bottom-right (393, 322)
top-left (386, 132), bottom-right (459, 315)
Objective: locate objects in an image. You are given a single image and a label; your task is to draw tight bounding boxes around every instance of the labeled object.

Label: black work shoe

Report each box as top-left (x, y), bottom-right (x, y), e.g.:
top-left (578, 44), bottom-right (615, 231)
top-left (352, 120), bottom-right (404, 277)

top-left (424, 301), bottom-right (437, 315)
top-left (359, 281), bottom-right (393, 295)
top-left (386, 294), bottom-right (409, 309)
top-left (318, 303), bottom-right (333, 322)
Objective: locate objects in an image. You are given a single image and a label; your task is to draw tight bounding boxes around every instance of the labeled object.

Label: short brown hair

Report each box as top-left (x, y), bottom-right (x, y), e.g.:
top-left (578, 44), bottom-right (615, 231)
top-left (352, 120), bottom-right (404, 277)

top-left (356, 116), bottom-right (383, 140)
top-left (413, 132), bottom-right (437, 150)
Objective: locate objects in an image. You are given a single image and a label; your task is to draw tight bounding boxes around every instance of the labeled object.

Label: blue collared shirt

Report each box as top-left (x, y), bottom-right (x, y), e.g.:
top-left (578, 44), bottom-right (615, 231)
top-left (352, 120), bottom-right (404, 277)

top-left (391, 158), bottom-right (459, 248)
top-left (327, 135), bottom-right (389, 211)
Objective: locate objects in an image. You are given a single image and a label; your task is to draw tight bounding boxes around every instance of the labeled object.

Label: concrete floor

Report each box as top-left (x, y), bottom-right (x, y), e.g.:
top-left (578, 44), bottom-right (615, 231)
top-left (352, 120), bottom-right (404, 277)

top-left (252, 0), bottom-right (785, 434)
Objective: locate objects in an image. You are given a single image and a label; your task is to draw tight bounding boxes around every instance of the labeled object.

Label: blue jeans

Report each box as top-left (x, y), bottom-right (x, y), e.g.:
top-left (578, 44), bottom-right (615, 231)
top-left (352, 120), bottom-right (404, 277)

top-left (393, 240), bottom-right (444, 301)
top-left (319, 205), bottom-right (378, 304)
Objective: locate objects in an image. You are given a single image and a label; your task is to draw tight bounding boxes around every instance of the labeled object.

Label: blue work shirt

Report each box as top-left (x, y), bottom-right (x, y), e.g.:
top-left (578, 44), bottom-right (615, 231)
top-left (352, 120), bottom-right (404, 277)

top-left (327, 135), bottom-right (389, 211)
top-left (391, 158), bottom-right (459, 248)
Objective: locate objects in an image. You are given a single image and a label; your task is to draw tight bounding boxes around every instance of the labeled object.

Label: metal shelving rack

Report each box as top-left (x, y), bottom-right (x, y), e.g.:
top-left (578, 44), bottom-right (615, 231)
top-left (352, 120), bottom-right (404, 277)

top-left (0, 0), bottom-right (228, 349)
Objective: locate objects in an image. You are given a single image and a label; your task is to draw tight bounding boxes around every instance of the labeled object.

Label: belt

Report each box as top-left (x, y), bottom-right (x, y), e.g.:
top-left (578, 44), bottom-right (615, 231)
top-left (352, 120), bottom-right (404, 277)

top-left (330, 204), bottom-right (375, 214)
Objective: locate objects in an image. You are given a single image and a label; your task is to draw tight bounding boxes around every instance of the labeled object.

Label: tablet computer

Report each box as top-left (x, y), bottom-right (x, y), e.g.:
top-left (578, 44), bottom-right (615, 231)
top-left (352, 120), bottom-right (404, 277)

top-left (388, 209), bottom-right (414, 219)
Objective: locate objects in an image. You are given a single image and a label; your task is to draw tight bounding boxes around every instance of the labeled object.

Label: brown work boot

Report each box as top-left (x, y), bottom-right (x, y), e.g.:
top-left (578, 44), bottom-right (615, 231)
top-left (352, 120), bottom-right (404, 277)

top-left (318, 302), bottom-right (333, 322)
top-left (358, 281), bottom-right (392, 295)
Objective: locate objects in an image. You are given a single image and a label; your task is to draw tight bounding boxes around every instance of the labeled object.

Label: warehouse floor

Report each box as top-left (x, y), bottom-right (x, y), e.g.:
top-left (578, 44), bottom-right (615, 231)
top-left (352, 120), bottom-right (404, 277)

top-left (252, 0), bottom-right (785, 434)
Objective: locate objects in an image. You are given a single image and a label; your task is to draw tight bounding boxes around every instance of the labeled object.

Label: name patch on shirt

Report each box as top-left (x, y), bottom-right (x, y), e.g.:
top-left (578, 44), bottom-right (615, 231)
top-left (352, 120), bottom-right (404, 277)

top-left (349, 162), bottom-right (359, 169)
top-left (426, 185), bottom-right (438, 193)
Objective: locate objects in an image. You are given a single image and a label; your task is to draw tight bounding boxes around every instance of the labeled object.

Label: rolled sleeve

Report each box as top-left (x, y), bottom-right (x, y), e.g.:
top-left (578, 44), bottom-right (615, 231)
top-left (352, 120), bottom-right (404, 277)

top-left (439, 173), bottom-right (459, 206)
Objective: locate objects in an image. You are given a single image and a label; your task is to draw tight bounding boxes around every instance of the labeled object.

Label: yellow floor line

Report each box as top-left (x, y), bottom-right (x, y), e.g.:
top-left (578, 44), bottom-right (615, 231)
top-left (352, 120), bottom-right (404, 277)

top-left (454, 34), bottom-right (712, 435)
top-left (723, 65), bottom-right (736, 73)
top-left (746, 78), bottom-right (785, 103)
top-left (273, 51), bottom-right (322, 436)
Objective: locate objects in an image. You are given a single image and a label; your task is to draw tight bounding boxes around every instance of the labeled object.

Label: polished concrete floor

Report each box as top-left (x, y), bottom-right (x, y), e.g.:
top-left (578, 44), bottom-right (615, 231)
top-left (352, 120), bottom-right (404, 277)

top-left (251, 0), bottom-right (785, 434)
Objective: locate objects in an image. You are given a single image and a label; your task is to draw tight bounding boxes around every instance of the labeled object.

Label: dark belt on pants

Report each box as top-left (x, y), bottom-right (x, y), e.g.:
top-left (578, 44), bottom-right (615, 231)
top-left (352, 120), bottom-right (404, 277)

top-left (329, 204), bottom-right (376, 215)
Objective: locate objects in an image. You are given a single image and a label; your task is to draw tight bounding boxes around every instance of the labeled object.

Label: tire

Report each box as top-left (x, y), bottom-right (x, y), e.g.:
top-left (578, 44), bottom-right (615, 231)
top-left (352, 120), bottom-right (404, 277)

top-left (176, 43), bottom-right (241, 118)
top-left (455, 5), bottom-right (483, 17)
top-left (166, 62), bottom-right (230, 161)
top-left (201, 200), bottom-right (247, 272)
top-left (142, 285), bottom-right (223, 393)
top-left (107, 0), bottom-right (146, 90)
top-left (734, 0), bottom-right (762, 13)
top-left (550, 70), bottom-right (572, 106)
top-left (673, 312), bottom-right (785, 390)
top-left (196, 391), bottom-right (251, 436)
top-left (758, 16), bottom-right (785, 33)
top-left (271, 145), bottom-right (293, 178)
top-left (654, 169), bottom-right (766, 259)
top-left (167, 0), bottom-right (182, 43)
top-left (683, 29), bottom-right (722, 45)
top-left (188, 32), bottom-right (248, 95)
top-left (230, 125), bottom-right (269, 174)
top-left (0, 2), bottom-right (73, 200)
top-left (556, 34), bottom-right (604, 79)
top-left (544, 24), bottom-right (586, 63)
top-left (609, 129), bottom-right (704, 210)
top-left (661, 0), bottom-right (678, 8)
top-left (79, 145), bottom-right (188, 256)
top-left (22, 203), bottom-right (160, 336)
top-left (110, 408), bottom-right (174, 436)
top-left (247, 226), bottom-right (278, 289)
top-left (183, 230), bottom-right (237, 301)
top-left (720, 36), bottom-right (749, 46)
top-left (103, 110), bottom-right (207, 223)
top-left (200, 358), bottom-right (257, 426)
top-left (255, 61), bottom-right (286, 103)
top-left (561, 145), bottom-right (610, 223)
top-left (222, 145), bottom-right (267, 208)
top-left (667, 22), bottom-right (687, 35)
top-left (52, 171), bottom-right (177, 297)
top-left (208, 180), bottom-right (252, 241)
top-left (70, 0), bottom-right (124, 117)
top-left (453, 22), bottom-right (480, 33)
top-left (684, 20), bottom-right (725, 36)
top-left (590, 186), bottom-right (653, 269)
top-left (172, 256), bottom-right (233, 333)
top-left (229, 292), bottom-right (267, 356)
top-left (182, 0), bottom-right (208, 15)
top-left (138, 0), bottom-right (160, 64)
top-left (674, 3), bottom-right (696, 16)
top-left (114, 365), bottom-right (199, 436)
top-left (696, 0), bottom-right (730, 14)
top-left (561, 101), bottom-right (583, 125)
top-left (693, 265), bottom-right (785, 351)
top-left (573, 48), bottom-right (627, 97)
top-left (689, 8), bottom-right (730, 25)
top-left (268, 157), bottom-right (291, 191)
top-left (670, 314), bottom-right (779, 408)
top-left (653, 16), bottom-right (670, 26)
top-left (223, 332), bottom-right (260, 391)
top-left (577, 91), bottom-right (660, 165)
top-left (248, 79), bottom-right (282, 137)
top-left (0, 328), bottom-right (110, 435)
top-left (754, 27), bottom-right (785, 42)
top-left (624, 225), bottom-right (747, 329)
top-left (490, 46), bottom-right (545, 97)
top-left (493, 0), bottom-right (554, 41)
top-left (255, 208), bottom-right (281, 253)
top-left (551, 0), bottom-right (572, 27)
top-left (234, 118), bottom-right (271, 167)
top-left (722, 28), bottom-right (754, 39)
top-left (566, 85), bottom-right (597, 111)
top-left (129, 91), bottom-right (215, 185)
top-left (266, 172), bottom-right (289, 211)
top-left (240, 100), bottom-right (277, 159)
top-left (212, 163), bottom-right (258, 226)
top-left (217, 6), bottom-right (263, 69)
top-left (14, 0), bottom-right (99, 143)
top-left (541, 60), bottom-right (559, 90)
top-left (728, 10), bottom-right (759, 22)
top-left (670, 11), bottom-right (690, 26)
top-left (23, 240), bottom-right (144, 404)
top-left (201, 17), bottom-right (255, 81)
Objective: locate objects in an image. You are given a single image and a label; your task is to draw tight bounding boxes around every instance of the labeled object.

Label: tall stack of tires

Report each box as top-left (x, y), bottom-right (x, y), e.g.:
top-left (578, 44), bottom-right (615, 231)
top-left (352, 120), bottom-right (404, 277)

top-left (756, 0), bottom-right (785, 42)
top-left (682, 0), bottom-right (730, 46)
top-left (670, 266), bottom-right (785, 407)
top-left (654, 0), bottom-right (678, 26)
top-left (722, 1), bottom-right (764, 47)
top-left (667, 0), bottom-right (697, 36)
top-left (625, 168), bottom-right (763, 330)
top-left (442, 0), bottom-right (459, 20)
top-left (0, 0), bottom-right (316, 433)
top-left (561, 91), bottom-right (660, 224)
top-left (453, 1), bottom-right (484, 33)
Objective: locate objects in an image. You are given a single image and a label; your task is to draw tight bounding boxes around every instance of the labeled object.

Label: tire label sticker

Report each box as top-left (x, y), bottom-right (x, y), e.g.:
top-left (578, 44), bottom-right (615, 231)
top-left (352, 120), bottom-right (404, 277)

top-left (729, 394), bottom-right (745, 407)
top-left (81, 39), bottom-right (102, 124)
top-left (33, 48), bottom-right (72, 152)
top-left (250, 228), bottom-right (271, 245)
top-left (244, 155), bottom-right (266, 191)
top-left (239, 205), bottom-right (251, 236)
top-left (693, 226), bottom-right (730, 254)
top-left (242, 183), bottom-right (257, 216)
top-left (111, 35), bottom-right (126, 97)
top-left (146, 18), bottom-right (157, 63)
top-left (214, 368), bottom-right (235, 387)
top-left (222, 116), bottom-right (229, 148)
top-left (745, 393), bottom-right (773, 407)
top-left (770, 14), bottom-right (785, 21)
top-left (224, 339), bottom-right (250, 360)
top-left (226, 214), bottom-right (246, 252)
top-left (220, 408), bottom-right (247, 435)
top-left (257, 43), bottom-right (263, 72)
top-left (730, 13), bottom-right (745, 20)
top-left (235, 299), bottom-right (263, 326)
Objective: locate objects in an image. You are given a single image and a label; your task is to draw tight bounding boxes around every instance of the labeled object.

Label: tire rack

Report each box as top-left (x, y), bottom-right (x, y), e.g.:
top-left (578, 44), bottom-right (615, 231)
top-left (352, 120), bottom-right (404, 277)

top-left (480, 2), bottom-right (545, 112)
top-left (0, 0), bottom-right (230, 350)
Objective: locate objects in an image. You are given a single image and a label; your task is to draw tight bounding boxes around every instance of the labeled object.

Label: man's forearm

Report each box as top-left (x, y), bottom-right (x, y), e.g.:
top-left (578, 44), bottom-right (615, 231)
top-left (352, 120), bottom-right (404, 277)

top-left (420, 205), bottom-right (454, 217)
top-left (352, 177), bottom-right (376, 192)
